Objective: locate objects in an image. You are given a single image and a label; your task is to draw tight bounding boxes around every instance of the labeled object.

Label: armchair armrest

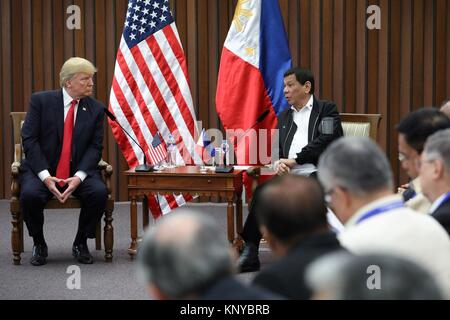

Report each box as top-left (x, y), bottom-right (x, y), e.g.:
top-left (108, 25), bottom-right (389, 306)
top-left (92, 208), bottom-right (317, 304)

top-left (98, 159), bottom-right (113, 196)
top-left (11, 144), bottom-right (22, 198)
top-left (246, 166), bottom-right (261, 178)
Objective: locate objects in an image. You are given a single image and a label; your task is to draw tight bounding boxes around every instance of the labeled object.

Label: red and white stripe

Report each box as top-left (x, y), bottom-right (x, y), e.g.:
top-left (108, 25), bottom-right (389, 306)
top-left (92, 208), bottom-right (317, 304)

top-left (109, 22), bottom-right (198, 218)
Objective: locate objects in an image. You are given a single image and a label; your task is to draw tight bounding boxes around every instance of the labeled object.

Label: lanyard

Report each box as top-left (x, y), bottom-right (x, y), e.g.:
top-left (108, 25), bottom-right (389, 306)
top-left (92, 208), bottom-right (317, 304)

top-left (356, 201), bottom-right (404, 225)
top-left (435, 192), bottom-right (450, 209)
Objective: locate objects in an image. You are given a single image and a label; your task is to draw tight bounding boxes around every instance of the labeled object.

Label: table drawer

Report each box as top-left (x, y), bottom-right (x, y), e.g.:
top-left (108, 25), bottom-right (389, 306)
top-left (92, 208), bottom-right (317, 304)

top-left (129, 175), bottom-right (234, 190)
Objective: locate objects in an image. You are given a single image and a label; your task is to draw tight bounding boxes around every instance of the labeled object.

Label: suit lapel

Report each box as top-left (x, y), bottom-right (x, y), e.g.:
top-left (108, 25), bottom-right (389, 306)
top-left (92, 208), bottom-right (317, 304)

top-left (308, 97), bottom-right (320, 141)
top-left (55, 90), bottom-right (64, 144)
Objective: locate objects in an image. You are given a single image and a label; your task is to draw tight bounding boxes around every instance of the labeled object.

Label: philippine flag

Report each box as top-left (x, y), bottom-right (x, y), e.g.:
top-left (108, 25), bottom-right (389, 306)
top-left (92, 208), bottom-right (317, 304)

top-left (195, 129), bottom-right (215, 164)
top-left (216, 0), bottom-right (291, 166)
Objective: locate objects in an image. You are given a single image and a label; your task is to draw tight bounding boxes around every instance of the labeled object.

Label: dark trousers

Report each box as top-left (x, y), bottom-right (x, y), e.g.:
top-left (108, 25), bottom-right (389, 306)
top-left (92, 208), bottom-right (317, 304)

top-left (241, 171), bottom-right (318, 246)
top-left (19, 170), bottom-right (107, 239)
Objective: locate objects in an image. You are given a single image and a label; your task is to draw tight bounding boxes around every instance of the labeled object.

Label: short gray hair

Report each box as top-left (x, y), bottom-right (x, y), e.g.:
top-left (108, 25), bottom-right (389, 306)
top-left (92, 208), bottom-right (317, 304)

top-left (137, 209), bottom-right (233, 299)
top-left (423, 128), bottom-right (450, 173)
top-left (305, 252), bottom-right (444, 300)
top-left (59, 57), bottom-right (97, 87)
top-left (318, 137), bottom-right (393, 196)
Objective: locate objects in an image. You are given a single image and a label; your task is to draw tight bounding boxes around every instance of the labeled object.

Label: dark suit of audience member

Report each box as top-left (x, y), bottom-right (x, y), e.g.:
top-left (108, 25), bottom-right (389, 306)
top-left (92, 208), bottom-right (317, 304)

top-left (420, 129), bottom-right (450, 236)
top-left (19, 57), bottom-right (107, 266)
top-left (200, 276), bottom-right (281, 300)
top-left (238, 67), bottom-right (343, 272)
top-left (250, 175), bottom-right (346, 299)
top-left (137, 209), bottom-right (278, 300)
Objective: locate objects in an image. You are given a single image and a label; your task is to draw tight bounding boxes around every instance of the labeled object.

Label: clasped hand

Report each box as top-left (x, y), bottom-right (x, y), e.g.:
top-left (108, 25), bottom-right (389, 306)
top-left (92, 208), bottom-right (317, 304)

top-left (274, 159), bottom-right (297, 175)
top-left (44, 176), bottom-right (81, 203)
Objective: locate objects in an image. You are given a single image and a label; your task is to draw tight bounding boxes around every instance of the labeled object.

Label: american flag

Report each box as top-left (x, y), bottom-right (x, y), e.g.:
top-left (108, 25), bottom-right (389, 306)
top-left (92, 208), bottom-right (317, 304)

top-left (147, 132), bottom-right (167, 165)
top-left (108, 0), bottom-right (200, 218)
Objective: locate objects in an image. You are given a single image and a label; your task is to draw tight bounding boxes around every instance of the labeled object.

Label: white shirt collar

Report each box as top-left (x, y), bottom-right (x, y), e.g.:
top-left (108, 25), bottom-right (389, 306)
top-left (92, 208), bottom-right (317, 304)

top-left (62, 87), bottom-right (79, 108)
top-left (429, 192), bottom-right (450, 214)
top-left (291, 95), bottom-right (314, 112)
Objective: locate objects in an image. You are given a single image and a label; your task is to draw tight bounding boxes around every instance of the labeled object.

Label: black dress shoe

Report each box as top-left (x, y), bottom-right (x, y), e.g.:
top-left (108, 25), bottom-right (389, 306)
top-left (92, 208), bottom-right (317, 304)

top-left (31, 244), bottom-right (48, 266)
top-left (237, 243), bottom-right (260, 273)
top-left (72, 244), bottom-right (94, 264)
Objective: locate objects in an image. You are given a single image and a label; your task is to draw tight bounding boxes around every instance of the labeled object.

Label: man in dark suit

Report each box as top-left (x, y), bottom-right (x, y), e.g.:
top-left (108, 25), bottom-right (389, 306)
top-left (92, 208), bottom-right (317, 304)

top-left (238, 67), bottom-right (343, 272)
top-left (137, 209), bottom-right (279, 300)
top-left (420, 129), bottom-right (450, 236)
top-left (20, 57), bottom-right (107, 266)
top-left (251, 175), bottom-right (346, 299)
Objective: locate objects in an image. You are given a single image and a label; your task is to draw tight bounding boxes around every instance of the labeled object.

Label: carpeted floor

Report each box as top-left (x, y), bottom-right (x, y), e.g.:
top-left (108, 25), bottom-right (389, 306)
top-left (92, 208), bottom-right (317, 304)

top-left (0, 200), bottom-right (275, 300)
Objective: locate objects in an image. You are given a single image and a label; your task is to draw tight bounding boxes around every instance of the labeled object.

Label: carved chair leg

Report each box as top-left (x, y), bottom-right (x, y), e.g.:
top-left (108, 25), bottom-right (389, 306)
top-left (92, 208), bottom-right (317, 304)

top-left (104, 200), bottom-right (114, 262)
top-left (11, 209), bottom-right (21, 265)
top-left (95, 222), bottom-right (101, 250)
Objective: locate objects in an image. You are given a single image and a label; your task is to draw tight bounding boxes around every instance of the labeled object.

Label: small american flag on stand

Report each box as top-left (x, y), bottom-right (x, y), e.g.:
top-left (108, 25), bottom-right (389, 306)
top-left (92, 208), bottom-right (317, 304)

top-left (147, 132), bottom-right (167, 165)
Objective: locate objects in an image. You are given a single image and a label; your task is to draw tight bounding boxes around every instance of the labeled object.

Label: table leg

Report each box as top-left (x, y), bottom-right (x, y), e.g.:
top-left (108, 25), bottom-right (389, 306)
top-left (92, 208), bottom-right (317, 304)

top-left (142, 195), bottom-right (149, 229)
top-left (227, 199), bottom-right (235, 243)
top-left (128, 196), bottom-right (138, 258)
top-left (236, 192), bottom-right (243, 235)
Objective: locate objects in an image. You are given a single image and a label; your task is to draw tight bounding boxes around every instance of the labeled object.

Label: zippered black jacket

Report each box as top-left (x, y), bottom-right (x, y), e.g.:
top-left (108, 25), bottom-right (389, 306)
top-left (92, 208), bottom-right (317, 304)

top-left (277, 97), bottom-right (343, 165)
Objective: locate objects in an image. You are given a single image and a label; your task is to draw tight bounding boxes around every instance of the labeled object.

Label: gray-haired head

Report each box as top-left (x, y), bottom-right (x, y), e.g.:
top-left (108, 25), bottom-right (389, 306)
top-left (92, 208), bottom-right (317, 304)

top-left (305, 252), bottom-right (444, 300)
top-left (137, 209), bottom-right (233, 299)
top-left (423, 128), bottom-right (450, 173)
top-left (318, 137), bottom-right (393, 197)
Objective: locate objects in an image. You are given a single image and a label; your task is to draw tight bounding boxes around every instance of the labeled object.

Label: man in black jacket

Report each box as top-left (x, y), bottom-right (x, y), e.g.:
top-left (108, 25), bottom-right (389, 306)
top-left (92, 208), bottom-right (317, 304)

top-left (237, 67), bottom-right (343, 272)
top-left (252, 174), bottom-right (346, 299)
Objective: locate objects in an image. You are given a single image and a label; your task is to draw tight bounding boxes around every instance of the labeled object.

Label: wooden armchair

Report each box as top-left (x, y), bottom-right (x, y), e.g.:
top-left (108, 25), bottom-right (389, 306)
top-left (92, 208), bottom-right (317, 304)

top-left (10, 112), bottom-right (114, 265)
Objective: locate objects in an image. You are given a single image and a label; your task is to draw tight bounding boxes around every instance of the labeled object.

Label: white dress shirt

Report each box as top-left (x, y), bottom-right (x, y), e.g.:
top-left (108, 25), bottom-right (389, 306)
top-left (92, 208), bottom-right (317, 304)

top-left (38, 88), bottom-right (87, 182)
top-left (288, 95), bottom-right (316, 176)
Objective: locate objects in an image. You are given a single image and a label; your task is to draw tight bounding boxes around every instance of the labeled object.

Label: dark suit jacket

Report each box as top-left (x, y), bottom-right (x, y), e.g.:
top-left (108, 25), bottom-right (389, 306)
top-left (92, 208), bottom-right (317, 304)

top-left (20, 89), bottom-right (105, 178)
top-left (277, 97), bottom-right (343, 165)
top-left (431, 198), bottom-right (450, 236)
top-left (252, 232), bottom-right (347, 300)
top-left (200, 276), bottom-right (282, 300)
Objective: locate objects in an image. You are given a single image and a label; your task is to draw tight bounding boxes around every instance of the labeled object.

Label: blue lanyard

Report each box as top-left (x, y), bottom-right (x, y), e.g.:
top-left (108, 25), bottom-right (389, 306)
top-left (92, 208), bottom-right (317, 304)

top-left (356, 201), bottom-right (405, 225)
top-left (435, 192), bottom-right (450, 209)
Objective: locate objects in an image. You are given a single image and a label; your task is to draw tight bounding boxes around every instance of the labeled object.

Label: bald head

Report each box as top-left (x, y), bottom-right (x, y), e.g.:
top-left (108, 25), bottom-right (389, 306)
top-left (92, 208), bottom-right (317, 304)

top-left (256, 175), bottom-right (328, 246)
top-left (441, 100), bottom-right (450, 119)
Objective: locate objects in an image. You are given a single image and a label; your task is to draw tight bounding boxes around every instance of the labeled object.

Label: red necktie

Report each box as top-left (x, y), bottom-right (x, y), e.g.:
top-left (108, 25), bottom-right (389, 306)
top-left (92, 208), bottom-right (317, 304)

top-left (56, 100), bottom-right (76, 187)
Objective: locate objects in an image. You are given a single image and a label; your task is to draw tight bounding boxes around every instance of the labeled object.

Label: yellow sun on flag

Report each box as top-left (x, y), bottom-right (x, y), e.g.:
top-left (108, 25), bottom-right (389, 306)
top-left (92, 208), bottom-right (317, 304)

top-left (233, 0), bottom-right (253, 33)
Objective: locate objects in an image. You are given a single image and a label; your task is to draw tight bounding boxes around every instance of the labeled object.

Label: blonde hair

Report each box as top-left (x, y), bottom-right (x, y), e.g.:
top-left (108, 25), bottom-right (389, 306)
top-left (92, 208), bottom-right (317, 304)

top-left (59, 57), bottom-right (97, 87)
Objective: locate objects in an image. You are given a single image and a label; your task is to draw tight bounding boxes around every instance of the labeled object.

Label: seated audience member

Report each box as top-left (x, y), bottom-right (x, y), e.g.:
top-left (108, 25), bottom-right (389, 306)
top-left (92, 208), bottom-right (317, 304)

top-left (396, 108), bottom-right (450, 213)
top-left (237, 67), bottom-right (343, 273)
top-left (251, 175), bottom-right (347, 300)
top-left (305, 252), bottom-right (444, 300)
top-left (420, 129), bottom-right (450, 235)
top-left (317, 137), bottom-right (450, 298)
top-left (137, 209), bottom-right (280, 300)
top-left (441, 100), bottom-right (450, 118)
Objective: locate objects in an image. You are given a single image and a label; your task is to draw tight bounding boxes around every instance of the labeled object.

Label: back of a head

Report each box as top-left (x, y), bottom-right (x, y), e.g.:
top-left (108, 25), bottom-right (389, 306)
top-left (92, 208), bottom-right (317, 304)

top-left (423, 128), bottom-right (450, 174)
top-left (137, 209), bottom-right (233, 299)
top-left (256, 175), bottom-right (328, 246)
top-left (318, 137), bottom-right (393, 197)
top-left (306, 252), bottom-right (444, 300)
top-left (396, 108), bottom-right (450, 154)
